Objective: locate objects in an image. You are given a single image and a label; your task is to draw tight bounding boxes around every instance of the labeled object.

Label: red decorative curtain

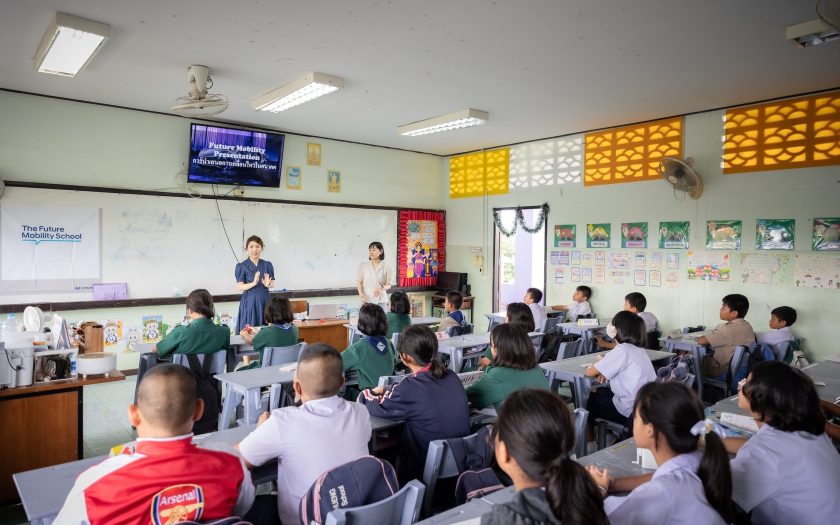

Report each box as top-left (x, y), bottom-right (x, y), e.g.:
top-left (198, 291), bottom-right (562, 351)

top-left (398, 210), bottom-right (446, 287)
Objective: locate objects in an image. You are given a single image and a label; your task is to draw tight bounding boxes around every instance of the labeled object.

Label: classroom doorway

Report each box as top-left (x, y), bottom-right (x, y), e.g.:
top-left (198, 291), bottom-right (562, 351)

top-left (492, 207), bottom-right (547, 312)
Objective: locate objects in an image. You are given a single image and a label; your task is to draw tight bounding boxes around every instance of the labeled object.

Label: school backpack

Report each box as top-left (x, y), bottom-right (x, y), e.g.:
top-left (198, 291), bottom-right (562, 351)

top-left (656, 353), bottom-right (696, 387)
top-left (454, 468), bottom-right (505, 505)
top-left (731, 343), bottom-right (776, 391)
top-left (185, 353), bottom-right (222, 435)
top-left (299, 456), bottom-right (399, 525)
top-left (538, 333), bottom-right (581, 363)
top-left (784, 339), bottom-right (810, 369)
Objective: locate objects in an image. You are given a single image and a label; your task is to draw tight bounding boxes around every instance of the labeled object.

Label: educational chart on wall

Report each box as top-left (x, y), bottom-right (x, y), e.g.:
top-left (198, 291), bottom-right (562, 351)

top-left (687, 251), bottom-right (731, 281)
top-left (813, 218), bottom-right (840, 251)
top-left (0, 203), bottom-right (101, 294)
top-left (706, 220), bottom-right (741, 250)
top-left (794, 254), bottom-right (840, 289)
top-left (756, 219), bottom-right (794, 250)
top-left (658, 221), bottom-right (690, 249)
top-left (587, 223), bottom-right (611, 248)
top-left (621, 222), bottom-right (648, 248)
top-left (740, 254), bottom-right (792, 285)
top-left (554, 224), bottom-right (576, 247)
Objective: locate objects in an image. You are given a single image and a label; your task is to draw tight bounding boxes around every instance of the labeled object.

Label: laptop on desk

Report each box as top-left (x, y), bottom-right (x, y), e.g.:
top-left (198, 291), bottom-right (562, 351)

top-left (308, 304), bottom-right (340, 320)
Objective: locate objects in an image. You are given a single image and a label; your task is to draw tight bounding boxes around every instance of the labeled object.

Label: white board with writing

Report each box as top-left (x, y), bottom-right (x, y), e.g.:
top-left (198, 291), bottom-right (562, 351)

top-left (0, 187), bottom-right (398, 302)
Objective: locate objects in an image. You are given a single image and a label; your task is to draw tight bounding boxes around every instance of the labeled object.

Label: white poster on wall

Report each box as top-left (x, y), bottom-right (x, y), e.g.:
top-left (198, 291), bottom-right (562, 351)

top-left (1, 204), bottom-right (101, 281)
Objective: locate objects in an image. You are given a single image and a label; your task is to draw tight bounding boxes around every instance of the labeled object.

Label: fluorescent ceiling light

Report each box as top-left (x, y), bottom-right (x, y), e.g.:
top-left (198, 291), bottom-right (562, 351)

top-left (398, 109), bottom-right (489, 136)
top-left (33, 13), bottom-right (110, 77)
top-left (785, 18), bottom-right (839, 47)
top-left (252, 72), bottom-right (344, 112)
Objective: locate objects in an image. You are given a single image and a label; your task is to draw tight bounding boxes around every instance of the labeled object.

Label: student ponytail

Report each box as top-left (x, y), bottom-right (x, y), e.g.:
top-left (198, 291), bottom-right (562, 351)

top-left (494, 389), bottom-right (608, 525)
top-left (544, 456), bottom-right (607, 525)
top-left (398, 325), bottom-right (448, 379)
top-left (697, 431), bottom-right (735, 523)
top-left (634, 382), bottom-right (735, 524)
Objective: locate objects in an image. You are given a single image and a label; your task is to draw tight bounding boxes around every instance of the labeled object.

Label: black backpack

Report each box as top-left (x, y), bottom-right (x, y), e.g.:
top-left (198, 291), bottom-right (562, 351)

top-left (538, 332), bottom-right (581, 362)
top-left (185, 353), bottom-right (222, 435)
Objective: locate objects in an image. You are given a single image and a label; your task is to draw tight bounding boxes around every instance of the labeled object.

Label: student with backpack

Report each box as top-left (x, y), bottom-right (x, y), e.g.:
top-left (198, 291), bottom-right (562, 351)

top-left (359, 325), bottom-right (470, 484)
top-left (237, 344), bottom-right (372, 525)
top-left (587, 382), bottom-right (734, 525)
top-left (724, 361), bottom-right (840, 525)
top-left (481, 388), bottom-right (608, 525)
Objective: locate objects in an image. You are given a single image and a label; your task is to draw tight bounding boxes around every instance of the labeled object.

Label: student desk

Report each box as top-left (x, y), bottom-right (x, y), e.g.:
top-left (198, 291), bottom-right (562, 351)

top-left (539, 350), bottom-right (672, 409)
top-left (437, 332), bottom-right (492, 372)
top-left (215, 365), bottom-right (298, 430)
top-left (345, 316), bottom-right (443, 344)
top-left (803, 361), bottom-right (840, 404)
top-left (485, 311), bottom-right (506, 332)
top-left (14, 415), bottom-right (403, 524)
top-left (559, 321), bottom-right (608, 355)
top-left (0, 371), bottom-right (125, 503)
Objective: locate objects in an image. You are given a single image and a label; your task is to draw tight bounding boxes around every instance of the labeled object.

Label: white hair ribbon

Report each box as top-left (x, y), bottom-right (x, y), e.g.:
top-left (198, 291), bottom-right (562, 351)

top-left (689, 418), bottom-right (726, 438)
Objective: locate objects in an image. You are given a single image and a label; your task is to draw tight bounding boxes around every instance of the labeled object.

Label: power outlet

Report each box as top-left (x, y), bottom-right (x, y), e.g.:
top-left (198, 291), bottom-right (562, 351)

top-left (234, 187), bottom-right (245, 197)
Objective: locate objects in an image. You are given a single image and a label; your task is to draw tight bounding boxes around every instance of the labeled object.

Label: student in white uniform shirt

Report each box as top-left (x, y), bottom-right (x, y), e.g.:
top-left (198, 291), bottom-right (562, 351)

top-left (551, 285), bottom-right (592, 321)
top-left (587, 382), bottom-right (734, 525)
top-left (724, 361), bottom-right (840, 525)
top-left (755, 305), bottom-right (796, 360)
top-left (523, 287), bottom-right (547, 332)
top-left (236, 344), bottom-right (372, 525)
top-left (597, 292), bottom-right (660, 350)
top-left (584, 311), bottom-right (656, 429)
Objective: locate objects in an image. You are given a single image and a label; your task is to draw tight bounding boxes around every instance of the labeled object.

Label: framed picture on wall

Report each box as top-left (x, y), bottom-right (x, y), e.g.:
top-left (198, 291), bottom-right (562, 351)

top-left (286, 166), bottom-right (302, 190)
top-left (407, 294), bottom-right (427, 317)
top-left (307, 143), bottom-right (321, 166)
top-left (327, 170), bottom-right (341, 192)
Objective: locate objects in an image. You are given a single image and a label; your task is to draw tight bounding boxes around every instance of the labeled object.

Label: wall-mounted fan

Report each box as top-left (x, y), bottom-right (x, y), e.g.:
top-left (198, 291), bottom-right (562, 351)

top-left (171, 65), bottom-right (229, 117)
top-left (659, 157), bottom-right (703, 199)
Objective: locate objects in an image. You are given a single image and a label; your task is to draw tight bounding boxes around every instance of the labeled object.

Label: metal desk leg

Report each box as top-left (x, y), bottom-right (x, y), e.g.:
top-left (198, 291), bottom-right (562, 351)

top-left (244, 387), bottom-right (261, 425)
top-left (573, 376), bottom-right (589, 410)
top-left (450, 348), bottom-right (463, 373)
top-left (219, 387), bottom-right (238, 431)
top-left (693, 346), bottom-right (705, 401)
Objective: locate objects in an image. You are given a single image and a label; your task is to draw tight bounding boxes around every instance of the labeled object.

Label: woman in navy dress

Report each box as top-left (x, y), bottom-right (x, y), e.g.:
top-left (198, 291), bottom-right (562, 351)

top-left (235, 235), bottom-right (275, 333)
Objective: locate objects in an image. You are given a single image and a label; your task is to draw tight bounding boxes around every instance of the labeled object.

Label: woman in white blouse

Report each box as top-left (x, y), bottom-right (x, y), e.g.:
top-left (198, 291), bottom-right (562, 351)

top-left (356, 241), bottom-right (393, 304)
top-left (587, 382), bottom-right (734, 525)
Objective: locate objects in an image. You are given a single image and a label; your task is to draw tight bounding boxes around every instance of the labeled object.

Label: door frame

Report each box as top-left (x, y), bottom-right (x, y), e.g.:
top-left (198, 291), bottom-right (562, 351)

top-left (491, 205), bottom-right (549, 313)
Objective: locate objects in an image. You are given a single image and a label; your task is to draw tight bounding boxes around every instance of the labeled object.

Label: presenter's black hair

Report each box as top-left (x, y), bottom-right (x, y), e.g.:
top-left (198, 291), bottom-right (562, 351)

top-left (245, 235), bottom-right (264, 249)
top-left (369, 241), bottom-right (385, 261)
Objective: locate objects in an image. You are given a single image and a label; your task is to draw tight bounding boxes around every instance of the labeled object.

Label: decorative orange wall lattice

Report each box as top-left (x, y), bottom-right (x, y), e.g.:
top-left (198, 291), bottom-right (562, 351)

top-left (449, 147), bottom-right (510, 198)
top-left (723, 92), bottom-right (840, 174)
top-left (584, 117), bottom-right (683, 186)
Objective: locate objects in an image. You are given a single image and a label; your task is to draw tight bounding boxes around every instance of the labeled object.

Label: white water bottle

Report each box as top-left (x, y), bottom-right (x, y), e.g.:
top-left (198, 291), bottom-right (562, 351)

top-left (70, 352), bottom-right (78, 377)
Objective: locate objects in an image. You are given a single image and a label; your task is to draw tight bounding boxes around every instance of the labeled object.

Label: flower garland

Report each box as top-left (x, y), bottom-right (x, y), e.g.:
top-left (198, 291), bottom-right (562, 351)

top-left (493, 204), bottom-right (550, 237)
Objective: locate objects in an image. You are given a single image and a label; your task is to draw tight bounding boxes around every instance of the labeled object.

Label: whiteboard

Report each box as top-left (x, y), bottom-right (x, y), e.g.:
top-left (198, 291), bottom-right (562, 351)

top-left (0, 186), bottom-right (398, 299)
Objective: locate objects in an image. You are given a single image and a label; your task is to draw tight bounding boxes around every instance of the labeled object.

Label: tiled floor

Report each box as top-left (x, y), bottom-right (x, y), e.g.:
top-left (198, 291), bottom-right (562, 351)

top-left (82, 375), bottom-right (137, 458)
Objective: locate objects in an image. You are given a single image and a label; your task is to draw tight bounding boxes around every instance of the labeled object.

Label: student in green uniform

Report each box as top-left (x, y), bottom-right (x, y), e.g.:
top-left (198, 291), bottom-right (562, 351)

top-left (386, 291), bottom-right (412, 338)
top-left (466, 323), bottom-right (548, 411)
top-left (239, 295), bottom-right (300, 368)
top-left (341, 303), bottom-right (396, 398)
top-left (155, 289), bottom-right (231, 359)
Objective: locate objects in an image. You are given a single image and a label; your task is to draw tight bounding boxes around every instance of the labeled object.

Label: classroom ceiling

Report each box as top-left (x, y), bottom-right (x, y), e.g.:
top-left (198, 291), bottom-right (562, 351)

top-left (1, 0), bottom-right (839, 156)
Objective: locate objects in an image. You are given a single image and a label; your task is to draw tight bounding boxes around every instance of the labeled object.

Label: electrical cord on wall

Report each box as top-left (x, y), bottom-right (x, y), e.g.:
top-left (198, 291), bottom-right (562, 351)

top-left (212, 184), bottom-right (241, 264)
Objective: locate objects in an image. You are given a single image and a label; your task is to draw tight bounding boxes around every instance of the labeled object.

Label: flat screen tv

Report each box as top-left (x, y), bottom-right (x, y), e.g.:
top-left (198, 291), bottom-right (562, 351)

top-left (187, 123), bottom-right (285, 187)
top-left (437, 271), bottom-right (468, 293)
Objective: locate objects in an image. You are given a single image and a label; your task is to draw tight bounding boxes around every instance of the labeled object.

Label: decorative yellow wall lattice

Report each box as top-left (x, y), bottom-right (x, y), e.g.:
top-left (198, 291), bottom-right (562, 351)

top-left (449, 148), bottom-right (510, 198)
top-left (722, 92), bottom-right (840, 174)
top-left (584, 117), bottom-right (683, 186)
